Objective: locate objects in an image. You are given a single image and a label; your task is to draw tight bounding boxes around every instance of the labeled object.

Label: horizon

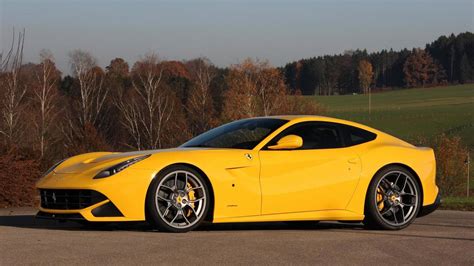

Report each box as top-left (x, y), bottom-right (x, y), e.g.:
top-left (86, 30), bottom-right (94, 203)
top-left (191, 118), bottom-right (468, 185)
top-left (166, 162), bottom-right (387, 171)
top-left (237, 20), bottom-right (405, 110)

top-left (1, 0), bottom-right (473, 74)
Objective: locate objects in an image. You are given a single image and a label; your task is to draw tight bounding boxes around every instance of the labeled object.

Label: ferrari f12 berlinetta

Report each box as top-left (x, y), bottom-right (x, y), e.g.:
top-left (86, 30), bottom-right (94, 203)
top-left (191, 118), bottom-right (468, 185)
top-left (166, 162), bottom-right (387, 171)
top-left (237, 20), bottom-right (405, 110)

top-left (36, 116), bottom-right (440, 232)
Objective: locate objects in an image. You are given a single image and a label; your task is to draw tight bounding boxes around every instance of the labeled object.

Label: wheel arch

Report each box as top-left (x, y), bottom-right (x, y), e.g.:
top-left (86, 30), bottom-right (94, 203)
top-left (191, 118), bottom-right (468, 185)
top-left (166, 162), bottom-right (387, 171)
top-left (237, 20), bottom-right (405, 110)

top-left (145, 162), bottom-right (215, 223)
top-left (365, 163), bottom-right (424, 213)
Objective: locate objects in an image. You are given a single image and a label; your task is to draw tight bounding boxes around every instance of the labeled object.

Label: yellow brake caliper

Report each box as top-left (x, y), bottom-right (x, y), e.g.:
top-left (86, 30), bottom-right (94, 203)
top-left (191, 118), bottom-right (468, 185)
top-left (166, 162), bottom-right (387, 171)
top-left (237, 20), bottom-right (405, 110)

top-left (186, 183), bottom-right (196, 217)
top-left (376, 187), bottom-right (384, 211)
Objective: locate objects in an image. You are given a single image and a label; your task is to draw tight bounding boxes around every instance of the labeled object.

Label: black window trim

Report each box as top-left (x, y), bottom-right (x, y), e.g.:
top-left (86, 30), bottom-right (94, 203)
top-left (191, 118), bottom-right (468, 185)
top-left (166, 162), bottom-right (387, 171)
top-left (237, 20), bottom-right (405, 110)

top-left (341, 124), bottom-right (378, 147)
top-left (262, 121), bottom-right (347, 150)
top-left (262, 121), bottom-right (377, 150)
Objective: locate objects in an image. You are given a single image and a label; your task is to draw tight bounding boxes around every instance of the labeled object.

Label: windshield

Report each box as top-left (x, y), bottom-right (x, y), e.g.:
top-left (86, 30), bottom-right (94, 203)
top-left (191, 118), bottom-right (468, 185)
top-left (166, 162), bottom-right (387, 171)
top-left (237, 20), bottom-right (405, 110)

top-left (181, 118), bottom-right (288, 149)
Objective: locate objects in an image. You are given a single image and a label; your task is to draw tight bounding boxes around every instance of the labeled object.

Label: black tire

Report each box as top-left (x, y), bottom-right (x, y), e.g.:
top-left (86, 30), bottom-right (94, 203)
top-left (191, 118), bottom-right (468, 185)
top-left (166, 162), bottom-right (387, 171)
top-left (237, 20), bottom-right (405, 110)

top-left (364, 166), bottom-right (421, 230)
top-left (146, 165), bottom-right (211, 233)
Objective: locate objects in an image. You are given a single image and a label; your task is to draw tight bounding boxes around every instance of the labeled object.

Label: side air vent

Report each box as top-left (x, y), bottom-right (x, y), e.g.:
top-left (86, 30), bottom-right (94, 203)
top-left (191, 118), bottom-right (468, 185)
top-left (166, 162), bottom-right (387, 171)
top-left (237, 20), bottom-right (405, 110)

top-left (91, 202), bottom-right (124, 217)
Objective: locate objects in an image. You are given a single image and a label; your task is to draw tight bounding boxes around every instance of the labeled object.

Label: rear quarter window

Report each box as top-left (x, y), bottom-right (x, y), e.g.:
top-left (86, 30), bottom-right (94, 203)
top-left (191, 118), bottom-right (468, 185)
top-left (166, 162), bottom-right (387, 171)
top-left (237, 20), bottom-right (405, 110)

top-left (343, 125), bottom-right (377, 146)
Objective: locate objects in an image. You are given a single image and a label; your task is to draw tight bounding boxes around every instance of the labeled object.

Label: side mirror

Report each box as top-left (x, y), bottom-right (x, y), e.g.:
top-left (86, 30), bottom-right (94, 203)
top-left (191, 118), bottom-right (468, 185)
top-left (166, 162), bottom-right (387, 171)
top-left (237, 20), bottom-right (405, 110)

top-left (268, 135), bottom-right (303, 150)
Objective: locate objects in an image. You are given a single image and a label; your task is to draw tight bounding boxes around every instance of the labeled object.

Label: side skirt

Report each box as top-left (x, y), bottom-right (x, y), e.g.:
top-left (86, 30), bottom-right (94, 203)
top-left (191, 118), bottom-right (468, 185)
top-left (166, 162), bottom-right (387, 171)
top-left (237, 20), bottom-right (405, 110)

top-left (212, 210), bottom-right (364, 223)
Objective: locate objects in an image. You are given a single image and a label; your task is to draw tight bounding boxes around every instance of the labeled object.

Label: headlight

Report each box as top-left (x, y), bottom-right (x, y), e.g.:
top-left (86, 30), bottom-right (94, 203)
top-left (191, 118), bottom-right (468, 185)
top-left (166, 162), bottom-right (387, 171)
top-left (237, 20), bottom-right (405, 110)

top-left (43, 159), bottom-right (67, 177)
top-left (94, 154), bottom-right (150, 179)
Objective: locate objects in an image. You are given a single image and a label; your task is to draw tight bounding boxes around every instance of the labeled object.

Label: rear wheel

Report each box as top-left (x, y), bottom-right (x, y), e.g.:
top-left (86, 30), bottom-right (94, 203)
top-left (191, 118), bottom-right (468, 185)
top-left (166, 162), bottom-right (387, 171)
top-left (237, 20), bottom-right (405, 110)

top-left (146, 166), bottom-right (210, 233)
top-left (364, 166), bottom-right (421, 230)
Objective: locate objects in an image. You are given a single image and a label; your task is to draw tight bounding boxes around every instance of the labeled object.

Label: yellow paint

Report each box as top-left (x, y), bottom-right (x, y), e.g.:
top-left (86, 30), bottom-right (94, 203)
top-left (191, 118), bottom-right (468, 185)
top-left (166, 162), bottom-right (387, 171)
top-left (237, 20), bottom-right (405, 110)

top-left (36, 115), bottom-right (439, 223)
top-left (268, 134), bottom-right (303, 150)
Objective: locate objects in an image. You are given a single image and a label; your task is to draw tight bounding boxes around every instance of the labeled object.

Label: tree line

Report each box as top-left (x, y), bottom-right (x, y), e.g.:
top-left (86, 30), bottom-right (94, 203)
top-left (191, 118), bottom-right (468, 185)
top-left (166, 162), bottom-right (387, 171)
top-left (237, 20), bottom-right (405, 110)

top-left (0, 31), bottom-right (474, 163)
top-left (283, 32), bottom-right (473, 95)
top-left (0, 30), bottom-right (471, 206)
top-left (0, 31), bottom-right (322, 171)
top-left (0, 31), bottom-right (473, 165)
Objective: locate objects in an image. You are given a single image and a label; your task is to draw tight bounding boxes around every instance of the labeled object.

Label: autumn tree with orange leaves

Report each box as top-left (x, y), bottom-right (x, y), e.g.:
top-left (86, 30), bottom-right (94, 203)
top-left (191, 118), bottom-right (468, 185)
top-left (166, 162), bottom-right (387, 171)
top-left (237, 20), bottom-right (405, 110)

top-left (403, 49), bottom-right (445, 88)
top-left (223, 58), bottom-right (288, 120)
top-left (223, 58), bottom-right (322, 121)
top-left (358, 60), bottom-right (373, 94)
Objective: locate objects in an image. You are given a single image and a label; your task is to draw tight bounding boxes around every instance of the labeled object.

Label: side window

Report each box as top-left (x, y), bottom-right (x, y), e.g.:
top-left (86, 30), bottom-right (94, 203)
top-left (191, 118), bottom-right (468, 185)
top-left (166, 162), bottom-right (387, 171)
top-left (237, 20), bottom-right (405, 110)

top-left (343, 125), bottom-right (377, 146)
top-left (268, 122), bottom-right (344, 149)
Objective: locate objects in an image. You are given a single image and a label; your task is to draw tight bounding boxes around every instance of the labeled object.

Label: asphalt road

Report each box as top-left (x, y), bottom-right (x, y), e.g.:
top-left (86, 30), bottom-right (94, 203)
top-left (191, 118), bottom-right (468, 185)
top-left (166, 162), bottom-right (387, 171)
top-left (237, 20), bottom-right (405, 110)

top-left (0, 208), bottom-right (473, 265)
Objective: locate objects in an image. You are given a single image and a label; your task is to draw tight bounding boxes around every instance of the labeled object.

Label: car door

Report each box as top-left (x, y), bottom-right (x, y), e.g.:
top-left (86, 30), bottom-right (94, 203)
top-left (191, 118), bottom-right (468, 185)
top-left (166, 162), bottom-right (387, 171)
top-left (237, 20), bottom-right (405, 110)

top-left (258, 122), bottom-right (361, 215)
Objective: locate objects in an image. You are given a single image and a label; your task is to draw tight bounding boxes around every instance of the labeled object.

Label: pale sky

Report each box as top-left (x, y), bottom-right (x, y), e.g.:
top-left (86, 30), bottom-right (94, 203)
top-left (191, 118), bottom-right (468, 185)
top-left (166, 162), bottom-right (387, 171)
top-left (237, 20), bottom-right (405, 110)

top-left (1, 0), bottom-right (473, 74)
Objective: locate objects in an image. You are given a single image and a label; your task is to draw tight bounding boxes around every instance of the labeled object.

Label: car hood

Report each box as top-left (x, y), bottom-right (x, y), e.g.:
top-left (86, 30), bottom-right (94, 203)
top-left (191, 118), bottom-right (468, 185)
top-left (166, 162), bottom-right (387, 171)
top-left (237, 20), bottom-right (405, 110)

top-left (54, 148), bottom-right (207, 174)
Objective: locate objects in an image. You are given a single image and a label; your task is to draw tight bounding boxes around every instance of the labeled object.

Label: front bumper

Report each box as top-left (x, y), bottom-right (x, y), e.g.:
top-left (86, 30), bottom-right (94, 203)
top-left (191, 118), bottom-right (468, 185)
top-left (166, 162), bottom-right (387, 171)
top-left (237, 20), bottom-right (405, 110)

top-left (418, 192), bottom-right (441, 217)
top-left (36, 168), bottom-right (155, 222)
top-left (36, 211), bottom-right (86, 221)
top-left (36, 189), bottom-right (126, 221)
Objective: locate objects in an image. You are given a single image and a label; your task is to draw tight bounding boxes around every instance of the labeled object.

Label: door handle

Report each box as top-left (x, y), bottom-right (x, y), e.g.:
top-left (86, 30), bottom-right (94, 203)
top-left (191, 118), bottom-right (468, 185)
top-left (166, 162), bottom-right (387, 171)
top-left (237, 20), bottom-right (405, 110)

top-left (348, 158), bottom-right (359, 164)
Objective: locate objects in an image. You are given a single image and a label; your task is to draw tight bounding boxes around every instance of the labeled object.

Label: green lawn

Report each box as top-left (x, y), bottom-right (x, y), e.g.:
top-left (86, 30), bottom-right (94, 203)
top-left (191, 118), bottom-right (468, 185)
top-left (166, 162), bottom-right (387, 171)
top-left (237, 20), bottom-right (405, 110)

top-left (305, 84), bottom-right (474, 196)
top-left (311, 84), bottom-right (474, 148)
top-left (441, 196), bottom-right (474, 211)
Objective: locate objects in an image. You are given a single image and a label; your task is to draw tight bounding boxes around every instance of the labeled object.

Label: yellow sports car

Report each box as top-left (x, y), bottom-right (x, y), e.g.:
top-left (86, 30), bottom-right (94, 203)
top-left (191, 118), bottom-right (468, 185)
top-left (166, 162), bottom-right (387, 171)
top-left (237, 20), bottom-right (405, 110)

top-left (36, 116), bottom-right (440, 232)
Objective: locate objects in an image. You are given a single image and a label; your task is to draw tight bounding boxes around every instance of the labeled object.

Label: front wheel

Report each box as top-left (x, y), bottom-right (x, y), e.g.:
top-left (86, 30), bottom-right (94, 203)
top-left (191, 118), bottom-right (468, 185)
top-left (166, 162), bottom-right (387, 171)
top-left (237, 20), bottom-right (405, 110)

top-left (146, 166), bottom-right (210, 233)
top-left (364, 166), bottom-right (421, 230)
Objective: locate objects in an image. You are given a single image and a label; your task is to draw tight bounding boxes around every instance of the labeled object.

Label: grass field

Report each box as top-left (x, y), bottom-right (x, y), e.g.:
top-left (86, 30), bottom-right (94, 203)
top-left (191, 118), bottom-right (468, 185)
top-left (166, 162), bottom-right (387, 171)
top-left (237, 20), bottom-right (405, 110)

top-left (441, 197), bottom-right (474, 211)
top-left (307, 84), bottom-right (474, 195)
top-left (312, 84), bottom-right (474, 148)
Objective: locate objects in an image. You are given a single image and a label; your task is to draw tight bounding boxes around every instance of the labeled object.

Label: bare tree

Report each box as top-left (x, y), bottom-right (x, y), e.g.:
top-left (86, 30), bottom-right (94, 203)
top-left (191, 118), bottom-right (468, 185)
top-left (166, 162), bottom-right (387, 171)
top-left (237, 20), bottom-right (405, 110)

top-left (117, 54), bottom-right (175, 149)
top-left (0, 29), bottom-right (26, 146)
top-left (32, 50), bottom-right (60, 158)
top-left (115, 95), bottom-right (142, 149)
top-left (0, 29), bottom-right (25, 71)
top-left (186, 57), bottom-right (216, 134)
top-left (255, 65), bottom-right (287, 116)
top-left (68, 49), bottom-right (108, 128)
top-left (57, 50), bottom-right (110, 153)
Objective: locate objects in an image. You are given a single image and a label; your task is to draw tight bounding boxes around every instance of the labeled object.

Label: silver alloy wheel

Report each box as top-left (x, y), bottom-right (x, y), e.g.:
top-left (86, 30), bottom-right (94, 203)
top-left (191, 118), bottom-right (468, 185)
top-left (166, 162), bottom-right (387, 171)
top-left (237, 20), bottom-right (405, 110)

top-left (155, 170), bottom-right (207, 229)
top-left (374, 171), bottom-right (419, 227)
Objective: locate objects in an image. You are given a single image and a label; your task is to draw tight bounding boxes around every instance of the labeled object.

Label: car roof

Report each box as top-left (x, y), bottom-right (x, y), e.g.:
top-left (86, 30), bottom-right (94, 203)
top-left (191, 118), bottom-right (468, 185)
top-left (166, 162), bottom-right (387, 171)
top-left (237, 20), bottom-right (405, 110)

top-left (255, 115), bottom-right (357, 124)
top-left (252, 115), bottom-right (382, 134)
top-left (249, 115), bottom-right (326, 121)
top-left (269, 115), bottom-right (325, 121)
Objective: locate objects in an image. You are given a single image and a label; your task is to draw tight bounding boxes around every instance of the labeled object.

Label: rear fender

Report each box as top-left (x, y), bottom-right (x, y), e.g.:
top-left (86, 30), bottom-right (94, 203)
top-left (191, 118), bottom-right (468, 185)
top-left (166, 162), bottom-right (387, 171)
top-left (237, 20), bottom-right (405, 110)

top-left (345, 144), bottom-right (437, 215)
